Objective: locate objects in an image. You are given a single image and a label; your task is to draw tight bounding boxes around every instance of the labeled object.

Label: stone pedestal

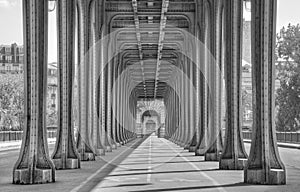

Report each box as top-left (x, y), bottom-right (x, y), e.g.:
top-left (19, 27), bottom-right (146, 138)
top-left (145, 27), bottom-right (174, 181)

top-left (205, 152), bottom-right (220, 161)
top-left (76, 134), bottom-right (96, 161)
top-left (245, 169), bottom-right (286, 185)
top-left (53, 159), bottom-right (80, 170)
top-left (220, 158), bottom-right (247, 170)
top-left (188, 133), bottom-right (197, 152)
top-left (195, 147), bottom-right (206, 156)
top-left (105, 133), bottom-right (113, 152)
top-left (93, 126), bottom-right (105, 156)
top-left (204, 133), bottom-right (223, 161)
top-left (14, 169), bottom-right (54, 185)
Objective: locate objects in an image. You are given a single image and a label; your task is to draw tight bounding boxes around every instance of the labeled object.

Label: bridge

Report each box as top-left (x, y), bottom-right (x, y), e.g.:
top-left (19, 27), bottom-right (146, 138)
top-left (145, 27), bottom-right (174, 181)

top-left (0, 0), bottom-right (299, 191)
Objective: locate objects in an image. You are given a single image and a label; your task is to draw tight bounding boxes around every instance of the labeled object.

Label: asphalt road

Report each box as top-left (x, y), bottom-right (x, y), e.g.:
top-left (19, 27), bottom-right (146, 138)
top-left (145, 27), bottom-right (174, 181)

top-left (0, 137), bottom-right (299, 192)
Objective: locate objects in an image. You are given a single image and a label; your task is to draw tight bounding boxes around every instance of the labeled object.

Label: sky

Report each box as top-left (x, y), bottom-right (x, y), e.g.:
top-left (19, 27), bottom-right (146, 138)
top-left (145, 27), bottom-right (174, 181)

top-left (0, 0), bottom-right (300, 63)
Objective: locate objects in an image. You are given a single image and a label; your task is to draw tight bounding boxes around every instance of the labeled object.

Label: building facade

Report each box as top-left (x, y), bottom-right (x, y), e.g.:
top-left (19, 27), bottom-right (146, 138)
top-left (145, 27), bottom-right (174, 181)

top-left (0, 43), bottom-right (24, 73)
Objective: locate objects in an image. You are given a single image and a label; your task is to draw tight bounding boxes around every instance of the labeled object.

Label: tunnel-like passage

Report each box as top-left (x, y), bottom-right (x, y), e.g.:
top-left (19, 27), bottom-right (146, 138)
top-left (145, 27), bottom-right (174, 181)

top-left (11, 0), bottom-right (286, 187)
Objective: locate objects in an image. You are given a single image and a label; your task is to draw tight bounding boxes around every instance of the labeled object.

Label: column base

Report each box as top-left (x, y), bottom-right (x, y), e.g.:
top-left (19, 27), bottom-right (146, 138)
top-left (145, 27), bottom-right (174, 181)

top-left (184, 144), bottom-right (190, 150)
top-left (195, 148), bottom-right (206, 156)
top-left (95, 148), bottom-right (105, 156)
top-left (13, 168), bottom-right (54, 184)
top-left (219, 158), bottom-right (247, 170)
top-left (111, 144), bottom-right (117, 149)
top-left (204, 152), bottom-right (221, 161)
top-left (80, 152), bottom-right (95, 161)
top-left (106, 146), bottom-right (112, 152)
top-left (52, 158), bottom-right (80, 170)
top-left (189, 146), bottom-right (196, 152)
top-left (179, 143), bottom-right (185, 148)
top-left (245, 168), bottom-right (286, 185)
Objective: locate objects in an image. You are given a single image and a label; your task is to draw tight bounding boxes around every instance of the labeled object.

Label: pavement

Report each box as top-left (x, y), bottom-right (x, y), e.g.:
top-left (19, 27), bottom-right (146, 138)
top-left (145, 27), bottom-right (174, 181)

top-left (90, 135), bottom-right (300, 192)
top-left (0, 136), bottom-right (299, 192)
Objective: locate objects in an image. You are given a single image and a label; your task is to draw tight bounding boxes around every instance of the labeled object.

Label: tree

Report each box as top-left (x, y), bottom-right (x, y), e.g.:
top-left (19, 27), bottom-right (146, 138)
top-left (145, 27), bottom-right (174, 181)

top-left (0, 74), bottom-right (24, 130)
top-left (46, 97), bottom-right (58, 126)
top-left (241, 88), bottom-right (252, 122)
top-left (0, 72), bottom-right (59, 130)
top-left (275, 24), bottom-right (300, 132)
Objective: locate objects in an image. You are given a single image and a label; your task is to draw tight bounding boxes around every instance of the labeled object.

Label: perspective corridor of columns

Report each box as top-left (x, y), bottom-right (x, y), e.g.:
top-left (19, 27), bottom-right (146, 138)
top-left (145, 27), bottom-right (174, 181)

top-left (13, 0), bottom-right (286, 186)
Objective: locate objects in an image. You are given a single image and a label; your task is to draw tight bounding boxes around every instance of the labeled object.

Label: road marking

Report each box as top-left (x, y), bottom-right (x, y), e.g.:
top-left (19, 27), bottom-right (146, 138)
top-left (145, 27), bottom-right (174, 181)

top-left (104, 177), bottom-right (138, 182)
top-left (161, 138), bottom-right (227, 192)
top-left (147, 135), bottom-right (152, 183)
top-left (70, 138), bottom-right (142, 192)
top-left (160, 178), bottom-right (199, 182)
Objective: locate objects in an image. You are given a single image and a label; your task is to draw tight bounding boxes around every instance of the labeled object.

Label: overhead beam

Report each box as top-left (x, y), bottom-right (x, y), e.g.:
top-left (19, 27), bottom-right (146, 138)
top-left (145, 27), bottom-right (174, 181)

top-left (131, 0), bottom-right (147, 97)
top-left (154, 0), bottom-right (169, 98)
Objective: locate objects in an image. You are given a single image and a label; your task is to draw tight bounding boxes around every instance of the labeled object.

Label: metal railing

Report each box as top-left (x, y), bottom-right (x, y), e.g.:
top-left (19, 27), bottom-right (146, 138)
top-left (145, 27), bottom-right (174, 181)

top-left (243, 131), bottom-right (300, 144)
top-left (0, 130), bottom-right (56, 142)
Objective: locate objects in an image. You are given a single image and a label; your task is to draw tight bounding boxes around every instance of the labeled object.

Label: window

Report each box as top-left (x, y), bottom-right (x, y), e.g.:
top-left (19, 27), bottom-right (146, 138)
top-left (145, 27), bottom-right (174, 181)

top-left (5, 47), bottom-right (11, 53)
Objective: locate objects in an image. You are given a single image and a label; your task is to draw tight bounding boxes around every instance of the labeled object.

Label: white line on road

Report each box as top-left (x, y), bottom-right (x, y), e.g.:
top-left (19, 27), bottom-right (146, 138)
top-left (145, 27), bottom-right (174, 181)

top-left (70, 138), bottom-right (142, 192)
top-left (161, 138), bottom-right (227, 192)
top-left (147, 135), bottom-right (152, 183)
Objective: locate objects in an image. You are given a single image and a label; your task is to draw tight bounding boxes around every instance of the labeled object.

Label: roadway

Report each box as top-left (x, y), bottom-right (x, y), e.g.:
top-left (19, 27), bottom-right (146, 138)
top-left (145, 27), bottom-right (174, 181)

top-left (0, 136), bottom-right (299, 192)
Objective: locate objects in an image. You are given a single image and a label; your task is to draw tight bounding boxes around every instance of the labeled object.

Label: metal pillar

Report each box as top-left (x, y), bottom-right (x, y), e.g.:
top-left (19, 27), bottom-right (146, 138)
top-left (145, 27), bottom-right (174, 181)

top-left (204, 0), bottom-right (223, 161)
top-left (91, 2), bottom-right (105, 156)
top-left (13, 0), bottom-right (55, 184)
top-left (220, 0), bottom-right (248, 170)
top-left (111, 56), bottom-right (120, 145)
top-left (183, 56), bottom-right (190, 149)
top-left (244, 0), bottom-right (286, 185)
top-left (188, 38), bottom-right (198, 152)
top-left (195, 0), bottom-right (207, 156)
top-left (52, 0), bottom-right (81, 169)
top-left (76, 0), bottom-right (96, 161)
top-left (108, 58), bottom-right (117, 149)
